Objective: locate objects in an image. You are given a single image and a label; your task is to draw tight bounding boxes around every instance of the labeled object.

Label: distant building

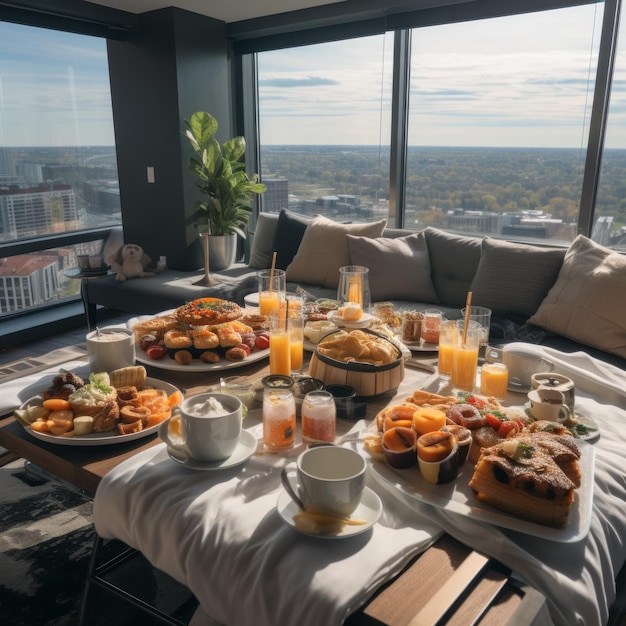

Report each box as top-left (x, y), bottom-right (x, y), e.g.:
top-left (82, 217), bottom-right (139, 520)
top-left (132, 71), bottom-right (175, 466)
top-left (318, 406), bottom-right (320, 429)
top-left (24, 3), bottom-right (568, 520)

top-left (0, 253), bottom-right (66, 313)
top-left (0, 183), bottom-right (78, 239)
top-left (261, 178), bottom-right (289, 213)
top-left (446, 210), bottom-right (501, 234)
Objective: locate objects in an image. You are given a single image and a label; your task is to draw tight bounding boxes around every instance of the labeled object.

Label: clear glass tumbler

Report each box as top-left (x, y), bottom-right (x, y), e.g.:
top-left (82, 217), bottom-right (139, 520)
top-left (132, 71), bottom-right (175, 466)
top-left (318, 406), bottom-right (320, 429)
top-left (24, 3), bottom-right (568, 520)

top-left (337, 265), bottom-right (371, 313)
top-left (301, 390), bottom-right (336, 445)
top-left (258, 268), bottom-right (286, 316)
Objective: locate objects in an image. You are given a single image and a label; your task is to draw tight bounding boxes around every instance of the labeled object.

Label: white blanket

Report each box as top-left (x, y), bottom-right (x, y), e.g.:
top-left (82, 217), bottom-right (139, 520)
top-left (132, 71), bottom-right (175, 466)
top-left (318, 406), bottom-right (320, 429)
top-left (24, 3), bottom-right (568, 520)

top-left (93, 344), bottom-right (626, 626)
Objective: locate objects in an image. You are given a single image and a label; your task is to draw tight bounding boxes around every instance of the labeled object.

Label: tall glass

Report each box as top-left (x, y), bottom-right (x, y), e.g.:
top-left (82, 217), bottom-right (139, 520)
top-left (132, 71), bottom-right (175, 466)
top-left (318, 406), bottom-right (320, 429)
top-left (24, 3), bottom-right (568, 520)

top-left (337, 265), bottom-right (371, 313)
top-left (269, 311), bottom-right (291, 376)
top-left (450, 320), bottom-right (480, 392)
top-left (301, 390), bottom-right (336, 444)
top-left (461, 306), bottom-right (492, 352)
top-left (262, 387), bottom-right (296, 452)
top-left (437, 320), bottom-right (458, 380)
top-left (288, 314), bottom-right (304, 376)
top-left (258, 269), bottom-right (286, 316)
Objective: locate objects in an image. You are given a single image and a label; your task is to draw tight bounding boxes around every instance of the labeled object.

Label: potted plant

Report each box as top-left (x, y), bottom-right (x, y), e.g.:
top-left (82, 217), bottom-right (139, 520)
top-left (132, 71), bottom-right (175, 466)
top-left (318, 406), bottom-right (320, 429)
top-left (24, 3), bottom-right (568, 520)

top-left (184, 110), bottom-right (266, 270)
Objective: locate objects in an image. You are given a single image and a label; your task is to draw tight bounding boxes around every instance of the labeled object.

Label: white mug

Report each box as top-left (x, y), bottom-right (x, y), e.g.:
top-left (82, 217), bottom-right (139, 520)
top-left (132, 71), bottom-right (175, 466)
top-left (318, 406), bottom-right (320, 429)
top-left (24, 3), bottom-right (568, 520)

top-left (485, 346), bottom-right (553, 391)
top-left (159, 393), bottom-right (242, 462)
top-left (282, 445), bottom-right (365, 517)
top-left (86, 327), bottom-right (136, 373)
top-left (527, 388), bottom-right (572, 423)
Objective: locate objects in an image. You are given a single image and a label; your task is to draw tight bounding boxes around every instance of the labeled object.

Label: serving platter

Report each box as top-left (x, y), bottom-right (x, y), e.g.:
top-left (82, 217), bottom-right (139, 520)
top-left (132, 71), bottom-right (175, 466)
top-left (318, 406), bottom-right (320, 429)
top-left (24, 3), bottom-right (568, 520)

top-left (365, 439), bottom-right (594, 543)
top-left (19, 377), bottom-right (180, 447)
top-left (128, 313), bottom-right (270, 372)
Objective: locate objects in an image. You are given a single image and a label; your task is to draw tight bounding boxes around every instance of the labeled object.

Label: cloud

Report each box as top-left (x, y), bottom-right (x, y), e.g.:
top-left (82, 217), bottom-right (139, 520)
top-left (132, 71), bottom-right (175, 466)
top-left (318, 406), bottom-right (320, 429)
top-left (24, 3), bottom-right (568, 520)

top-left (259, 76), bottom-right (338, 88)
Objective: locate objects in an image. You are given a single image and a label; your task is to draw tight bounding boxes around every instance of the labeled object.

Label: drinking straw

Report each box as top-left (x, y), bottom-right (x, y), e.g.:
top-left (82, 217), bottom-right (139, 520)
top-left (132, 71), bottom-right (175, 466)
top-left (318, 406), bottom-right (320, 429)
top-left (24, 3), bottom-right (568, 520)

top-left (269, 251), bottom-right (277, 293)
top-left (462, 291), bottom-right (472, 345)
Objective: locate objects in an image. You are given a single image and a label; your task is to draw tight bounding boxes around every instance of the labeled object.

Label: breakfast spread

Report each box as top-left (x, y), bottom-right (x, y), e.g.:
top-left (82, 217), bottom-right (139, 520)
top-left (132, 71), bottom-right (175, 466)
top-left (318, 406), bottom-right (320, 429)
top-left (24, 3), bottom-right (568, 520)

top-left (131, 305), bottom-right (270, 365)
top-left (14, 366), bottom-right (180, 438)
top-left (365, 390), bottom-right (584, 528)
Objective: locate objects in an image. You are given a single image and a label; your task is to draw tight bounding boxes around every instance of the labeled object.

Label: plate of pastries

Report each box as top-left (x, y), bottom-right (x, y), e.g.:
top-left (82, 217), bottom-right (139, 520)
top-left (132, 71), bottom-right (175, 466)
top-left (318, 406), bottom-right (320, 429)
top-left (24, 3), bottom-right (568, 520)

top-left (14, 366), bottom-right (182, 446)
top-left (129, 299), bottom-right (271, 372)
top-left (361, 389), bottom-right (595, 542)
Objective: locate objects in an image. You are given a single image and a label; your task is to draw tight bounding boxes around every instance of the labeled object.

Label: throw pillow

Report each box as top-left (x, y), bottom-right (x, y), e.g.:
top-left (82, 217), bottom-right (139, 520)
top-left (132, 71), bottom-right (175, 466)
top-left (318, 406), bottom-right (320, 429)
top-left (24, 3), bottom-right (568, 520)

top-left (528, 235), bottom-right (626, 359)
top-left (423, 228), bottom-right (482, 307)
top-left (347, 232), bottom-right (439, 303)
top-left (469, 238), bottom-right (565, 318)
top-left (286, 215), bottom-right (387, 289)
top-left (271, 209), bottom-right (311, 270)
top-left (248, 212), bottom-right (279, 269)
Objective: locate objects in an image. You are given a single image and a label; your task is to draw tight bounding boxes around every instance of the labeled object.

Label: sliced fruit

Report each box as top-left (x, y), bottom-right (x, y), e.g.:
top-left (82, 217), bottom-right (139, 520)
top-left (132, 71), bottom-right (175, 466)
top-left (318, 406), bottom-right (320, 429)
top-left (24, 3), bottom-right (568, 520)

top-left (43, 398), bottom-right (71, 411)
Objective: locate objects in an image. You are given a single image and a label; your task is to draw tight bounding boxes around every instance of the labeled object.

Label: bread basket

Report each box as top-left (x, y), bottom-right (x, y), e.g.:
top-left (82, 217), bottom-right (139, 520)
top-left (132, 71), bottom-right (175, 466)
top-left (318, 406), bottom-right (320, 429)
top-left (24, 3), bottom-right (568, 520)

top-left (308, 328), bottom-right (405, 397)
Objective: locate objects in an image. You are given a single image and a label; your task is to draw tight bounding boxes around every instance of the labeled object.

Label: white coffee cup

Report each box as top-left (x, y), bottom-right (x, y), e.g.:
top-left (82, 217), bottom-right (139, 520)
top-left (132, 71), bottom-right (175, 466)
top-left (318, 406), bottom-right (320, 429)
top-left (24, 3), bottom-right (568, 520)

top-left (282, 445), bottom-right (366, 517)
top-left (159, 393), bottom-right (242, 462)
top-left (485, 345), bottom-right (553, 391)
top-left (86, 327), bottom-right (136, 373)
top-left (527, 388), bottom-right (572, 423)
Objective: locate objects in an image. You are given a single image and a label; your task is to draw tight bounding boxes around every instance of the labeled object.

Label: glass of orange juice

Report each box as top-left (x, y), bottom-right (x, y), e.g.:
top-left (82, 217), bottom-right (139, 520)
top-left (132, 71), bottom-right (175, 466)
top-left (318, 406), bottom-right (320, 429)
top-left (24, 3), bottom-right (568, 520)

top-left (288, 314), bottom-right (304, 376)
top-left (480, 362), bottom-right (509, 399)
top-left (269, 311), bottom-right (291, 376)
top-left (258, 269), bottom-right (286, 316)
top-left (450, 321), bottom-right (480, 392)
top-left (437, 320), bottom-right (458, 380)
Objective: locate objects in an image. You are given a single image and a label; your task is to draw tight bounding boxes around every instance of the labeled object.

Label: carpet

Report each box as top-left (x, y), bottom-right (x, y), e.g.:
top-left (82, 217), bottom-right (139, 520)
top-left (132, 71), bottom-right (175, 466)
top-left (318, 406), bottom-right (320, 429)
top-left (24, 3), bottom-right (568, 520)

top-left (0, 459), bottom-right (197, 625)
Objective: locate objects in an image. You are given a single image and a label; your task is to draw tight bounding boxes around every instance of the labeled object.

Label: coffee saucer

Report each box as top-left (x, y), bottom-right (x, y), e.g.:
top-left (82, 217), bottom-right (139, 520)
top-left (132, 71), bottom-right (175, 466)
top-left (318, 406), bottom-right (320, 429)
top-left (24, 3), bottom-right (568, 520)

top-left (276, 486), bottom-right (382, 539)
top-left (523, 404), bottom-right (600, 442)
top-left (166, 430), bottom-right (257, 471)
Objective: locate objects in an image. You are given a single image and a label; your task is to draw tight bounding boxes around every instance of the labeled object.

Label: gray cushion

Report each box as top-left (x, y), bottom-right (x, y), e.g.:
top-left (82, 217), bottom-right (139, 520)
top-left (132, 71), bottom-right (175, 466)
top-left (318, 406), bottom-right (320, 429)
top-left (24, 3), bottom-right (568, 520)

top-left (271, 209), bottom-right (311, 270)
top-left (347, 232), bottom-right (439, 303)
top-left (423, 228), bottom-right (482, 307)
top-left (470, 238), bottom-right (565, 318)
top-left (248, 212), bottom-right (279, 269)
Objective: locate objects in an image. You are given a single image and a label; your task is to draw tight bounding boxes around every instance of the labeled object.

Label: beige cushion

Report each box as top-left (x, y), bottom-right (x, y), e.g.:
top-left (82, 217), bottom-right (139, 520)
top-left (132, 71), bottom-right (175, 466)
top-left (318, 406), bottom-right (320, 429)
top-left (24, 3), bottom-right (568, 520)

top-left (528, 235), bottom-right (626, 358)
top-left (347, 232), bottom-right (439, 303)
top-left (470, 238), bottom-right (565, 318)
top-left (286, 215), bottom-right (387, 288)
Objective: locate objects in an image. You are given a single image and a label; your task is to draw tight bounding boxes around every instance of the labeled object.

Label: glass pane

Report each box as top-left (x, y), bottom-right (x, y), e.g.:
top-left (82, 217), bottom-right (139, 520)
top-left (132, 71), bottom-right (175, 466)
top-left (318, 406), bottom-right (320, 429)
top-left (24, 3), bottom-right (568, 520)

top-left (594, 7), bottom-right (626, 251)
top-left (0, 22), bottom-right (120, 243)
top-left (406, 4), bottom-right (602, 245)
top-left (0, 21), bottom-right (119, 317)
top-left (257, 34), bottom-right (393, 224)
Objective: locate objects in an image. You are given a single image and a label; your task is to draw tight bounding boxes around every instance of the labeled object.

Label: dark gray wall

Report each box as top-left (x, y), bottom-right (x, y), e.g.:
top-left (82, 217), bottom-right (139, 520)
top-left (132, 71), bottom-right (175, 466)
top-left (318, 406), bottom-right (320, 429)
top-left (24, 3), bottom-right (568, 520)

top-left (107, 7), bottom-right (230, 270)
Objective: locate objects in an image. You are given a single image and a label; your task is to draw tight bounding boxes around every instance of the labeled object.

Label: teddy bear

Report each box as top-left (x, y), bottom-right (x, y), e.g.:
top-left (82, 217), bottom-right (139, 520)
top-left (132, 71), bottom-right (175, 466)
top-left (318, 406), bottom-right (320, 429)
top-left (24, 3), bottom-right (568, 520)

top-left (105, 243), bottom-right (166, 282)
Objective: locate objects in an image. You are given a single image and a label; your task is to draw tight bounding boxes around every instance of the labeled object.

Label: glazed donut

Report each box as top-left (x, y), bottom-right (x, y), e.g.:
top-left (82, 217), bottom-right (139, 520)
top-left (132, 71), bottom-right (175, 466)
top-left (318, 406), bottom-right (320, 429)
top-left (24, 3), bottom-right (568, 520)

top-left (120, 405), bottom-right (151, 426)
top-left (164, 330), bottom-right (193, 349)
top-left (191, 329), bottom-right (219, 350)
top-left (446, 403), bottom-right (485, 429)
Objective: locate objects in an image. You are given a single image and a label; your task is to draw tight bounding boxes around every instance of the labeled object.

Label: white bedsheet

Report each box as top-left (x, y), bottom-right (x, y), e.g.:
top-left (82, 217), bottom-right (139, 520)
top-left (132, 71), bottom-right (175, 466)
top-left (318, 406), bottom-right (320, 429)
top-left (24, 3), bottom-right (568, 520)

top-left (93, 344), bottom-right (626, 626)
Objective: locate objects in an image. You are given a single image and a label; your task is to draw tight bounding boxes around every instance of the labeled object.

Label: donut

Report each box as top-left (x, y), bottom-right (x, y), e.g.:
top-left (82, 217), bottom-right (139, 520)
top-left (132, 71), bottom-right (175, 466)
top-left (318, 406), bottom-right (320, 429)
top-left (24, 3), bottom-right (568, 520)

top-left (164, 330), bottom-right (192, 349)
top-left (119, 405), bottom-right (151, 426)
top-left (447, 403), bottom-right (485, 429)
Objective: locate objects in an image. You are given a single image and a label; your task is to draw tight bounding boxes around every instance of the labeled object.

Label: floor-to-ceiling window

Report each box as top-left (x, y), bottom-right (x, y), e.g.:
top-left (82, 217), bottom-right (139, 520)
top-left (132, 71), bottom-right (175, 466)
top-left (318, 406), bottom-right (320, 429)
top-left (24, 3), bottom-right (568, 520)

top-left (257, 34), bottom-right (394, 223)
top-left (406, 3), bottom-right (603, 245)
top-left (0, 21), bottom-right (119, 317)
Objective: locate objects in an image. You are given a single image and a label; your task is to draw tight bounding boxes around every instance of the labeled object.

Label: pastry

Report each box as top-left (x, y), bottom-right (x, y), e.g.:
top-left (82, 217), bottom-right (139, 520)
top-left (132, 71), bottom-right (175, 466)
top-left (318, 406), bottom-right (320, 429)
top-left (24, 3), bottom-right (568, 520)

top-left (216, 326), bottom-right (242, 348)
top-left (175, 297), bottom-right (242, 326)
top-left (164, 330), bottom-right (193, 349)
top-left (191, 329), bottom-right (219, 350)
top-left (469, 433), bottom-right (581, 527)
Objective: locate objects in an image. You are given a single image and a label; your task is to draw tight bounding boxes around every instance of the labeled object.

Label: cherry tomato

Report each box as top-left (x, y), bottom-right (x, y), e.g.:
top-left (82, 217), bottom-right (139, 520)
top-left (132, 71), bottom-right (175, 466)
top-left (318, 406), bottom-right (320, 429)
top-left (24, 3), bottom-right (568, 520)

top-left (485, 413), bottom-right (501, 431)
top-left (498, 421), bottom-right (519, 437)
top-left (255, 334), bottom-right (270, 350)
top-left (146, 345), bottom-right (167, 360)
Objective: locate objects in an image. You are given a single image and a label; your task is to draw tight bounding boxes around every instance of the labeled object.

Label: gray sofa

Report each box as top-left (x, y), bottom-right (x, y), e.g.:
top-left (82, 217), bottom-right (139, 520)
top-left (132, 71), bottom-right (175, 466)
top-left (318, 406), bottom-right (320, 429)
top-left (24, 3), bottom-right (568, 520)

top-left (88, 210), bottom-right (626, 369)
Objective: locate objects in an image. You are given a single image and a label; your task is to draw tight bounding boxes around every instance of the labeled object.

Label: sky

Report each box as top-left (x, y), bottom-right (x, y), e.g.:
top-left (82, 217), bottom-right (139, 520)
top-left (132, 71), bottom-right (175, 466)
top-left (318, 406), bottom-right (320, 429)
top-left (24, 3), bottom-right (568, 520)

top-left (1, 3), bottom-right (625, 149)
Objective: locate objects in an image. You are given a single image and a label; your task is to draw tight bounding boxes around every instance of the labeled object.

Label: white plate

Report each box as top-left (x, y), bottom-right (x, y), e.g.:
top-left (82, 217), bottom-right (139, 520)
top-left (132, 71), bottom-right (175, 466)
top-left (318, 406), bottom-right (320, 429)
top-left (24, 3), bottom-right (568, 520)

top-left (403, 339), bottom-right (439, 352)
top-left (367, 440), bottom-right (594, 543)
top-left (166, 430), bottom-right (258, 470)
top-left (128, 313), bottom-right (270, 372)
top-left (276, 486), bottom-right (382, 538)
top-left (327, 311), bottom-right (374, 329)
top-left (21, 378), bottom-right (180, 447)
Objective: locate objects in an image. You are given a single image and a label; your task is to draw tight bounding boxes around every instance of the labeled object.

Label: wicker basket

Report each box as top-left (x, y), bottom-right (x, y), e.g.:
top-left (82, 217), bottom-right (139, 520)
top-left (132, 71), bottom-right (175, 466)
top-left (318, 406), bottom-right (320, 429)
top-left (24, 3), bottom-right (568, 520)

top-left (308, 329), bottom-right (405, 397)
